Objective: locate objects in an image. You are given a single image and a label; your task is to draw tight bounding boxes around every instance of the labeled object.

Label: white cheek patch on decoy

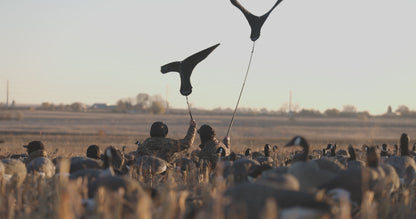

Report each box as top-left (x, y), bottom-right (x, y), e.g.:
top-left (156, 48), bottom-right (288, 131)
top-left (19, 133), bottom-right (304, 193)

top-left (106, 149), bottom-right (113, 158)
top-left (294, 137), bottom-right (301, 146)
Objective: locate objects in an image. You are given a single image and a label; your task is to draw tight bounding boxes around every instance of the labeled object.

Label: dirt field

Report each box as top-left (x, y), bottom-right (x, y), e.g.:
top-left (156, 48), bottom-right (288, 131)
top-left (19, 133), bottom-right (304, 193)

top-left (1, 110), bottom-right (415, 155)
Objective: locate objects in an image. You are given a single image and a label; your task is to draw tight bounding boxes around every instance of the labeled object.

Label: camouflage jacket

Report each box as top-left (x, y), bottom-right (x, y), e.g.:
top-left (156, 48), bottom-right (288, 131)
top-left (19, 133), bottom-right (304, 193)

top-left (136, 123), bottom-right (196, 163)
top-left (198, 138), bottom-right (230, 169)
top-left (26, 149), bottom-right (47, 164)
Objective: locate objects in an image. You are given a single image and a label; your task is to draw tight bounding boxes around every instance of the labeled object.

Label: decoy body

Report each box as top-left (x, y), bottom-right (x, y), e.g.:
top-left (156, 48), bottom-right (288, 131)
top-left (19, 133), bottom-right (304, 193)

top-left (161, 43), bottom-right (220, 96)
top-left (230, 0), bottom-right (284, 41)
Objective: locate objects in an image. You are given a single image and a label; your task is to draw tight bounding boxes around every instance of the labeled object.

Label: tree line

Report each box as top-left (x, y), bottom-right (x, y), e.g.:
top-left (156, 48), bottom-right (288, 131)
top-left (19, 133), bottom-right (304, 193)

top-left (2, 93), bottom-right (416, 118)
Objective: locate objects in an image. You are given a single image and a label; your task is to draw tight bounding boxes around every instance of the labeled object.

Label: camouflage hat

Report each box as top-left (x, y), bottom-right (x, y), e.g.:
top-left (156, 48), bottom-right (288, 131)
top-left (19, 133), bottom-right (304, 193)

top-left (150, 121), bottom-right (168, 137)
top-left (86, 145), bottom-right (101, 160)
top-left (198, 124), bottom-right (215, 143)
top-left (23, 141), bottom-right (45, 150)
top-left (23, 141), bottom-right (45, 154)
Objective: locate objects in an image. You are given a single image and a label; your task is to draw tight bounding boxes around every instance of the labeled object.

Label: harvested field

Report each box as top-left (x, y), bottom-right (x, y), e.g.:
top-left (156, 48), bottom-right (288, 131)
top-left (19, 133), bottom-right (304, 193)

top-left (1, 110), bottom-right (416, 218)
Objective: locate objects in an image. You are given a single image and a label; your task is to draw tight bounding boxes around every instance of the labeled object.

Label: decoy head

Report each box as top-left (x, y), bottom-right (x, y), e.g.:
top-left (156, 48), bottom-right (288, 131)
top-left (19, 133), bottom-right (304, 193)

top-left (348, 145), bottom-right (356, 160)
top-left (285, 136), bottom-right (307, 148)
top-left (326, 144), bottom-right (336, 156)
top-left (264, 144), bottom-right (272, 157)
top-left (285, 136), bottom-right (309, 160)
top-left (150, 121), bottom-right (168, 138)
top-left (216, 147), bottom-right (226, 157)
top-left (381, 144), bottom-right (388, 152)
top-left (103, 146), bottom-right (125, 172)
top-left (272, 145), bottom-right (278, 152)
top-left (245, 148), bottom-right (252, 157)
top-left (366, 146), bottom-right (379, 168)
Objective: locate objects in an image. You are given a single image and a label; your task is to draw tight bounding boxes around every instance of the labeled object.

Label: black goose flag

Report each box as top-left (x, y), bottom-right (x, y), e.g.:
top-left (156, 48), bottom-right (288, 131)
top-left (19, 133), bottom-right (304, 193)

top-left (231, 0), bottom-right (284, 41)
top-left (161, 43), bottom-right (220, 96)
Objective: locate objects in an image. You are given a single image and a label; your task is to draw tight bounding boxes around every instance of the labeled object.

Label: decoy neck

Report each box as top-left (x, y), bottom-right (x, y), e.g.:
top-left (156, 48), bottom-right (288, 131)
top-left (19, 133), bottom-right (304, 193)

top-left (400, 133), bottom-right (410, 156)
top-left (103, 147), bottom-right (114, 169)
top-left (285, 136), bottom-right (309, 161)
top-left (348, 145), bottom-right (356, 161)
top-left (264, 144), bottom-right (272, 157)
top-left (366, 146), bottom-right (379, 168)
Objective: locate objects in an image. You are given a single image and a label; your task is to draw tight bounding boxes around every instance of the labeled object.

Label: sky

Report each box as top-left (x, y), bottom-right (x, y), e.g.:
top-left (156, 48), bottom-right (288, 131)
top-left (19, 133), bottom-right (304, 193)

top-left (0, 0), bottom-right (415, 115)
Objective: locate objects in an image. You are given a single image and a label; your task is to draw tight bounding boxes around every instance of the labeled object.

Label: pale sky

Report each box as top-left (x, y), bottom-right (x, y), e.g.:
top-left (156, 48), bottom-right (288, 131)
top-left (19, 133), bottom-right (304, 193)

top-left (1, 0), bottom-right (415, 115)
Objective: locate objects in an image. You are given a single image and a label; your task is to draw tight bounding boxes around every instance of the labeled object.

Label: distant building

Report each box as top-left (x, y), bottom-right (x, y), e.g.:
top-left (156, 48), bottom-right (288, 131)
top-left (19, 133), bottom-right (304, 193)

top-left (91, 103), bottom-right (108, 109)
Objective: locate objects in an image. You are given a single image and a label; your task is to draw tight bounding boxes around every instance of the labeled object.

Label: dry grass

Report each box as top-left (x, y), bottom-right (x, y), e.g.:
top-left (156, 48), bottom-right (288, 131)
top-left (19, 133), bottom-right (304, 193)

top-left (1, 110), bottom-right (416, 218)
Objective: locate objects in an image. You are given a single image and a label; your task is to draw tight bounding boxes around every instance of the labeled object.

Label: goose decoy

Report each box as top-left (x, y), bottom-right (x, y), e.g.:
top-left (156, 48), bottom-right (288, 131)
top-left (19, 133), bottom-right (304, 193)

top-left (161, 43), bottom-right (220, 96)
top-left (346, 145), bottom-right (365, 169)
top-left (223, 183), bottom-right (332, 219)
top-left (285, 136), bottom-right (337, 192)
top-left (69, 146), bottom-right (119, 181)
top-left (385, 133), bottom-right (416, 185)
top-left (257, 168), bottom-right (299, 191)
top-left (133, 155), bottom-right (168, 177)
top-left (222, 158), bottom-right (261, 183)
top-left (27, 157), bottom-right (56, 178)
top-left (319, 146), bottom-right (386, 205)
top-left (244, 148), bottom-right (252, 159)
top-left (254, 144), bottom-right (273, 165)
top-left (380, 144), bottom-right (390, 157)
top-left (86, 175), bottom-right (148, 215)
top-left (230, 0), bottom-right (284, 41)
top-left (1, 159), bottom-right (27, 187)
top-left (173, 157), bottom-right (197, 184)
top-left (54, 156), bottom-right (102, 173)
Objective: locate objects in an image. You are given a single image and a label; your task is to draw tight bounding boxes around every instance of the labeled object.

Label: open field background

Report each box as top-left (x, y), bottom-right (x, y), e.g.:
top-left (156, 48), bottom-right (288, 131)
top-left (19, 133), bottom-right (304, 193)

top-left (1, 110), bottom-right (416, 156)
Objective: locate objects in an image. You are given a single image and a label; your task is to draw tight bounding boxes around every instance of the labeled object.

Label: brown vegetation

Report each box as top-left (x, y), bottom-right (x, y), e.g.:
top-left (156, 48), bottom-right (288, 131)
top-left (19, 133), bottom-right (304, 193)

top-left (1, 110), bottom-right (416, 218)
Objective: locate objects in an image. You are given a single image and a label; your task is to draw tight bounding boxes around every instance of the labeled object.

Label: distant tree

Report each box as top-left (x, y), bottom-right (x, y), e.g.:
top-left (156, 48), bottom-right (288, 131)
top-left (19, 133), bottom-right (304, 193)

top-left (342, 105), bottom-right (357, 113)
top-left (115, 99), bottom-right (133, 113)
top-left (357, 111), bottom-right (370, 120)
top-left (396, 105), bottom-right (410, 116)
top-left (136, 93), bottom-right (151, 111)
top-left (40, 102), bottom-right (55, 111)
top-left (260, 108), bottom-right (268, 114)
top-left (149, 100), bottom-right (166, 114)
top-left (297, 109), bottom-right (322, 117)
top-left (70, 102), bottom-right (86, 112)
top-left (324, 108), bottom-right (340, 117)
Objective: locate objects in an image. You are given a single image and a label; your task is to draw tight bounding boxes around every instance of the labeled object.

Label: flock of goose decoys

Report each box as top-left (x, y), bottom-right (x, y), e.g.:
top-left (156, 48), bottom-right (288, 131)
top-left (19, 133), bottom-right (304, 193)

top-left (1, 132), bottom-right (416, 218)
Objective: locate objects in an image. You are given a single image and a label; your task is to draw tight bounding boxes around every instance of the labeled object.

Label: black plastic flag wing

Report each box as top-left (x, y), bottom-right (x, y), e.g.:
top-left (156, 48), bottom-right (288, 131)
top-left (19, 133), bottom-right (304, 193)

top-left (161, 43), bottom-right (220, 96)
top-left (230, 0), bottom-right (284, 41)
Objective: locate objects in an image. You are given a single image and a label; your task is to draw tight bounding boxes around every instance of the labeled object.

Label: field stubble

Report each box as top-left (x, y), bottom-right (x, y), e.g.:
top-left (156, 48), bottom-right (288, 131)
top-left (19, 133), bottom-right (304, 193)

top-left (1, 110), bottom-right (415, 155)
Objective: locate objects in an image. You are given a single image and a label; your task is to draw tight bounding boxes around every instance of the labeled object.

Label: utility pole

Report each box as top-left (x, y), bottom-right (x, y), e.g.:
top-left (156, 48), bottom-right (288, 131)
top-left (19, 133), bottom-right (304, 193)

top-left (6, 80), bottom-right (9, 109)
top-left (289, 90), bottom-right (293, 120)
top-left (165, 85), bottom-right (169, 113)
